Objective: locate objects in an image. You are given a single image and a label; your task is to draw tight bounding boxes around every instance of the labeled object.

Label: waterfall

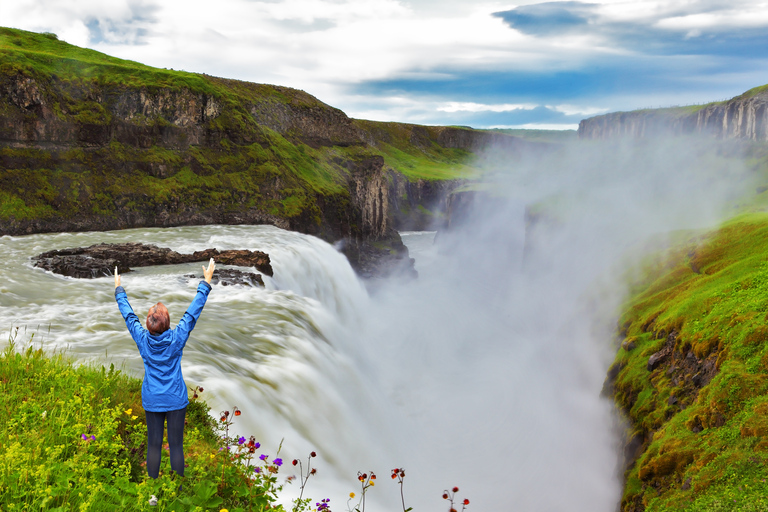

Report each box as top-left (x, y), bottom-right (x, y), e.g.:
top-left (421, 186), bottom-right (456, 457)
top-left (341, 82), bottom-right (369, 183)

top-left (0, 136), bottom-right (757, 511)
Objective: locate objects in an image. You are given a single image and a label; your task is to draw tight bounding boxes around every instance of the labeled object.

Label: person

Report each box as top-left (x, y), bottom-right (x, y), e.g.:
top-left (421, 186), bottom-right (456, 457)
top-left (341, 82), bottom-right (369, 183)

top-left (114, 258), bottom-right (215, 484)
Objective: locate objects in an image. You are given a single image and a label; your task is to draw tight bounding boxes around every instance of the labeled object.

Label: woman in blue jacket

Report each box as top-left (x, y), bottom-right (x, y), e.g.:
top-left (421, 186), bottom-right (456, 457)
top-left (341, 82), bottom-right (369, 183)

top-left (114, 258), bottom-right (215, 480)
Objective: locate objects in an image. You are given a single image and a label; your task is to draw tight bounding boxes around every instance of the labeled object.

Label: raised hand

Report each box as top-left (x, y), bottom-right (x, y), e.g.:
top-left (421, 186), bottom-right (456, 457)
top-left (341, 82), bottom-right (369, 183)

top-left (114, 266), bottom-right (121, 289)
top-left (203, 257), bottom-right (215, 284)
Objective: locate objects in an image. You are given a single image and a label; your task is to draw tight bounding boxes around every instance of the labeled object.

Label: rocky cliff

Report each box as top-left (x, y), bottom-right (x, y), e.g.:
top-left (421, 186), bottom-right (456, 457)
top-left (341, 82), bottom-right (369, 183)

top-left (0, 27), bottom-right (535, 276)
top-left (579, 86), bottom-right (768, 141)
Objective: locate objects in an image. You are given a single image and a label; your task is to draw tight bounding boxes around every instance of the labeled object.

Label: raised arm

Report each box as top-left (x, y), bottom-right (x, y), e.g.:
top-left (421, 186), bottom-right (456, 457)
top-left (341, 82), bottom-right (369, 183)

top-left (114, 267), bottom-right (144, 342)
top-left (175, 258), bottom-right (215, 342)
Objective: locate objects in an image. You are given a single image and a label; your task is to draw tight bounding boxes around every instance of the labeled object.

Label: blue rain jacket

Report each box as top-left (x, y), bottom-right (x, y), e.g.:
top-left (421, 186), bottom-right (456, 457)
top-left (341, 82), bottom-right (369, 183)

top-left (115, 281), bottom-right (212, 412)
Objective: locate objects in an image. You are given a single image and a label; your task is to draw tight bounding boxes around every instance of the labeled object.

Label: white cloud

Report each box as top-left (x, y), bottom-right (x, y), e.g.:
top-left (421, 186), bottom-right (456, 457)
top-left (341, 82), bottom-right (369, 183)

top-left (438, 101), bottom-right (539, 113)
top-left (547, 104), bottom-right (610, 116)
top-left (2, 0), bottom-right (767, 125)
top-left (489, 123), bottom-right (579, 130)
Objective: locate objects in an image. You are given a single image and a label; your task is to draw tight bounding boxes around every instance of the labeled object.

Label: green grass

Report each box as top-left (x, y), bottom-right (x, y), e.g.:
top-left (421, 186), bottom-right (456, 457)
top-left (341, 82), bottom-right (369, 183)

top-left (0, 329), bottom-right (291, 511)
top-left (612, 212), bottom-right (768, 511)
top-left (0, 27), bottom-right (493, 232)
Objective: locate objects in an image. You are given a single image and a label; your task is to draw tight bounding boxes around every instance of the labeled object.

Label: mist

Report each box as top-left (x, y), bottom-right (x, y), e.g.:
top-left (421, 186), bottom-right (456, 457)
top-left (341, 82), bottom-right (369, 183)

top-left (360, 135), bottom-right (755, 511)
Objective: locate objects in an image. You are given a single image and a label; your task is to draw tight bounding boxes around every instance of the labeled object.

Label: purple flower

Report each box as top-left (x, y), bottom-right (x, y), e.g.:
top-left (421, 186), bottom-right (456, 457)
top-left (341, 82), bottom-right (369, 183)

top-left (89, 435), bottom-right (96, 441)
top-left (259, 454), bottom-right (268, 461)
top-left (81, 434), bottom-right (87, 440)
top-left (254, 467), bottom-right (261, 473)
top-left (273, 458), bottom-right (283, 466)
top-left (254, 442), bottom-right (261, 449)
top-left (238, 436), bottom-right (246, 445)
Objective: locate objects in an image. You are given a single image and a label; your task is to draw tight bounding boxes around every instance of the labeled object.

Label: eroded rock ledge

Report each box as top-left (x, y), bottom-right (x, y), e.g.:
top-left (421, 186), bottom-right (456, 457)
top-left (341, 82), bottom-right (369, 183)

top-left (33, 243), bottom-right (273, 285)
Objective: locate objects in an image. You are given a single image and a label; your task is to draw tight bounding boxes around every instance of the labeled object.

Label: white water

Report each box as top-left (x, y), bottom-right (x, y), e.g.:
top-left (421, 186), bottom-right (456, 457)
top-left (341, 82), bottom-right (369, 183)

top-left (0, 137), bottom-right (756, 511)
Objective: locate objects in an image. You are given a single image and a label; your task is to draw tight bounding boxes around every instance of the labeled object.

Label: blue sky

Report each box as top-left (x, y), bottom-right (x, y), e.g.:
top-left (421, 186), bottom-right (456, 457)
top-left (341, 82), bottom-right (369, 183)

top-left (3, 0), bottom-right (768, 129)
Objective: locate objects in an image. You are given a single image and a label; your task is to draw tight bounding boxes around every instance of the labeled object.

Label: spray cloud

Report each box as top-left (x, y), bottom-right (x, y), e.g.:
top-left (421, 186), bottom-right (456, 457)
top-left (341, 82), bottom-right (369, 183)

top-left (362, 135), bottom-right (755, 511)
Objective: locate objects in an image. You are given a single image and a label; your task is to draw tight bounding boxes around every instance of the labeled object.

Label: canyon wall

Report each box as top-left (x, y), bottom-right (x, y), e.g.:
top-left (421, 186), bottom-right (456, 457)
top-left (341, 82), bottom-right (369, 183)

top-left (579, 88), bottom-right (768, 141)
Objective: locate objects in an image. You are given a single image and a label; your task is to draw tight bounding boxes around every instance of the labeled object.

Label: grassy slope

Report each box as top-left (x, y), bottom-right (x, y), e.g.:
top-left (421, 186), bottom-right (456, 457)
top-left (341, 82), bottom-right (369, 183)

top-left (0, 332), bottom-right (291, 511)
top-left (0, 28), bottom-right (494, 230)
top-left (613, 210), bottom-right (768, 511)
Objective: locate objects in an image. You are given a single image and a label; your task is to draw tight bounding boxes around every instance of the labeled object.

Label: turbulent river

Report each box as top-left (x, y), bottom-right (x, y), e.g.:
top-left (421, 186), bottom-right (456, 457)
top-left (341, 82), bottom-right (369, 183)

top-left (0, 138), bottom-right (754, 511)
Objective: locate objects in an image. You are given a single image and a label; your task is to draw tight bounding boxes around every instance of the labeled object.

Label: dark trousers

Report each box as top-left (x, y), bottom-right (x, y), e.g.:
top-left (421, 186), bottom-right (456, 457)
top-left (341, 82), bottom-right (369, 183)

top-left (145, 407), bottom-right (186, 478)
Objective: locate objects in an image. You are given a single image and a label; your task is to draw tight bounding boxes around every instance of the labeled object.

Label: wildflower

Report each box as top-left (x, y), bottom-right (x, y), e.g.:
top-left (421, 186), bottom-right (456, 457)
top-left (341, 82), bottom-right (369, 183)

top-left (132, 415), bottom-right (138, 420)
top-left (349, 493), bottom-right (355, 499)
top-left (370, 482), bottom-right (375, 487)
top-left (310, 451), bottom-right (317, 457)
top-left (234, 409), bottom-right (241, 416)
top-left (125, 408), bottom-right (132, 415)
top-left (293, 459), bottom-right (299, 466)
top-left (238, 437), bottom-right (246, 445)
top-left (452, 487), bottom-right (459, 493)
top-left (254, 467), bottom-right (261, 474)
top-left (371, 473), bottom-right (376, 480)
top-left (310, 468), bottom-right (317, 475)
top-left (90, 435), bottom-right (95, 441)
top-left (463, 499), bottom-right (470, 505)
top-left (41, 411), bottom-right (47, 419)
top-left (81, 434), bottom-right (88, 440)
top-left (274, 458), bottom-right (283, 466)
top-left (210, 454), bottom-right (215, 459)
top-left (220, 509), bottom-right (229, 512)
top-left (199, 387), bottom-right (204, 392)
top-left (260, 454), bottom-right (268, 461)
top-left (442, 494), bottom-right (449, 500)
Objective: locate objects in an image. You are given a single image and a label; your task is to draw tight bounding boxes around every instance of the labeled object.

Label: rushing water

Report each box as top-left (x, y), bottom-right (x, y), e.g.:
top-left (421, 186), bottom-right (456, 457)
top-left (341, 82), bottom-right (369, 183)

top-left (0, 138), bottom-right (754, 511)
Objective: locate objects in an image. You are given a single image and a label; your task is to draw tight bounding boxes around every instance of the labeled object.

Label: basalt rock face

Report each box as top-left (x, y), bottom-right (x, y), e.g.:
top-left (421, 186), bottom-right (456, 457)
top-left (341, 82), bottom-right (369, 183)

top-left (33, 242), bottom-right (273, 278)
top-left (388, 172), bottom-right (464, 231)
top-left (578, 88), bottom-right (768, 141)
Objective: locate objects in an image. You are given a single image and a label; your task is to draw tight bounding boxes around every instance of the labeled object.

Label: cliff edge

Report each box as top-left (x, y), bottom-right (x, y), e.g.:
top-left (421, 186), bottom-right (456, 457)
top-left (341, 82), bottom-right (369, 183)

top-left (579, 86), bottom-right (768, 141)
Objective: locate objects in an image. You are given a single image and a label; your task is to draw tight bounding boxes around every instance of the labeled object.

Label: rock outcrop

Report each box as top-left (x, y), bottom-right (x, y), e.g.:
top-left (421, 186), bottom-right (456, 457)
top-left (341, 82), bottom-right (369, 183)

top-left (33, 242), bottom-right (273, 279)
top-left (578, 88), bottom-right (768, 141)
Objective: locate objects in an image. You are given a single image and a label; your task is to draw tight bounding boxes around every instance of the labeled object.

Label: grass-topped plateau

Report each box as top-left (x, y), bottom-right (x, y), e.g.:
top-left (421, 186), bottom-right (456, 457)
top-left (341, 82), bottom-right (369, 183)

top-left (0, 27), bottom-right (517, 240)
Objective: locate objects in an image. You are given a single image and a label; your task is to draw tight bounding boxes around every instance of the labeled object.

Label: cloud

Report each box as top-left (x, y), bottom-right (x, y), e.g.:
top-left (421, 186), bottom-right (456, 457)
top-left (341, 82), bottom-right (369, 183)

top-left (493, 1), bottom-right (599, 36)
top-left (437, 101), bottom-right (539, 113)
top-left (2, 0), bottom-right (768, 128)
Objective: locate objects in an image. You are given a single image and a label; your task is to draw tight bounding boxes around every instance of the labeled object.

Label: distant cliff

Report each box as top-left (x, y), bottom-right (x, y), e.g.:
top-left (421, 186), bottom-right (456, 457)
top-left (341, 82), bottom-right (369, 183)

top-left (578, 86), bottom-right (768, 141)
top-left (0, 27), bottom-right (537, 276)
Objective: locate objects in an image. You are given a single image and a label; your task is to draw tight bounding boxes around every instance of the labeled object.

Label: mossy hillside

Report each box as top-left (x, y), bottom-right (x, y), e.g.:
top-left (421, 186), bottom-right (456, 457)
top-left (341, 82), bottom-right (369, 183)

top-left (354, 120), bottom-right (478, 181)
top-left (0, 331), bottom-right (291, 511)
top-left (611, 212), bottom-right (768, 511)
top-left (0, 27), bottom-right (514, 237)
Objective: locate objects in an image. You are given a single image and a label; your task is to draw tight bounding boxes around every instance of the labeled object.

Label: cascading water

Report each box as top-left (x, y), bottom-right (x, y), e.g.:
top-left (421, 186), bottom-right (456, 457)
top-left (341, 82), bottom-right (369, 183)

top-left (0, 137), bottom-right (757, 511)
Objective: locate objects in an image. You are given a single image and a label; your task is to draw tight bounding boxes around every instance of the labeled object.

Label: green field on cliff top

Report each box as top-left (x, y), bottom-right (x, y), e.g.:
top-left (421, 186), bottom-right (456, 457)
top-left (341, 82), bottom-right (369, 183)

top-left (0, 27), bottom-right (486, 230)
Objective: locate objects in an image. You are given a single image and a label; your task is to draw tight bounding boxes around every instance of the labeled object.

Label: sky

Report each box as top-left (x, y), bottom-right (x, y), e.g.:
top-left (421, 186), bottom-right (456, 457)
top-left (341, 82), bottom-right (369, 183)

top-left (2, 0), bottom-right (768, 130)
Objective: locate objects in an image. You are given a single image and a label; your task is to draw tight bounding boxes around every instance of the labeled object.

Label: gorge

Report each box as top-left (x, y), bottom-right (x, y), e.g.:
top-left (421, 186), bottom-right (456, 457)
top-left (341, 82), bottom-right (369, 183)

top-left (4, 25), bottom-right (768, 512)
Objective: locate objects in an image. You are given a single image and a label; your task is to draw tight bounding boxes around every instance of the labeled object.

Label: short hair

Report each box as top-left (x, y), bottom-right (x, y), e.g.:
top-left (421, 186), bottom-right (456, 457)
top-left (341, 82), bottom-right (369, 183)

top-left (146, 302), bottom-right (170, 335)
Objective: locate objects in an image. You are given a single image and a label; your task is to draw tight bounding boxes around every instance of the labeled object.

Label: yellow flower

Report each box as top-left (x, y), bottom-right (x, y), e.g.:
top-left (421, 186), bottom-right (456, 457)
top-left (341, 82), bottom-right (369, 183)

top-left (220, 509), bottom-right (229, 512)
top-left (131, 415), bottom-right (138, 420)
top-left (124, 409), bottom-right (132, 415)
top-left (210, 454), bottom-right (215, 459)
top-left (349, 493), bottom-right (355, 499)
top-left (370, 482), bottom-right (375, 486)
